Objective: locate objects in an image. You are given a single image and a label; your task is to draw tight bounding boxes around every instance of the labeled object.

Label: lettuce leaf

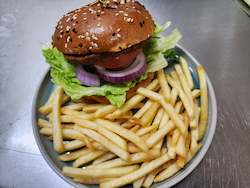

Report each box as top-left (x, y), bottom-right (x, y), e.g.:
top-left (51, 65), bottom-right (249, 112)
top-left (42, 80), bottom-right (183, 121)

top-left (43, 48), bottom-right (147, 107)
top-left (144, 23), bottom-right (182, 73)
top-left (42, 22), bottom-right (181, 107)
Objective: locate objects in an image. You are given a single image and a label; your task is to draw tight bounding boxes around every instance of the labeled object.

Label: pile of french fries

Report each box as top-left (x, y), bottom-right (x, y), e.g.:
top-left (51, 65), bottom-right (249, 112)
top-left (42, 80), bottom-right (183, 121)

top-left (38, 57), bottom-right (208, 188)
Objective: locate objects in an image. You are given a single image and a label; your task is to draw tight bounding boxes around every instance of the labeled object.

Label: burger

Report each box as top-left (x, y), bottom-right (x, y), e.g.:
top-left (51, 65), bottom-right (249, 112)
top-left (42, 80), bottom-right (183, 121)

top-left (43, 0), bottom-right (181, 107)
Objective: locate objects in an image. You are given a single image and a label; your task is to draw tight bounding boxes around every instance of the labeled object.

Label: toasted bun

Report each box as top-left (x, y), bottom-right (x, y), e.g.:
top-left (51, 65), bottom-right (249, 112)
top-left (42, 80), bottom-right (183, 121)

top-left (52, 0), bottom-right (155, 57)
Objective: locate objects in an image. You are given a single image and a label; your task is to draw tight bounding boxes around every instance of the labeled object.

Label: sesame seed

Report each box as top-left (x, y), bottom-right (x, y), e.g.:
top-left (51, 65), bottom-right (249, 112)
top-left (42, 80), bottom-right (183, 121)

top-left (117, 33), bottom-right (121, 38)
top-left (97, 22), bottom-right (101, 27)
top-left (120, 0), bottom-right (125, 4)
top-left (83, 12), bottom-right (87, 15)
top-left (119, 10), bottom-right (124, 13)
top-left (66, 36), bottom-right (71, 42)
top-left (86, 36), bottom-right (91, 41)
top-left (117, 28), bottom-right (121, 32)
top-left (101, 11), bottom-right (104, 14)
top-left (59, 35), bottom-right (63, 38)
top-left (97, 10), bottom-right (101, 13)
top-left (130, 18), bottom-right (134, 22)
top-left (112, 5), bottom-right (118, 8)
top-left (83, 17), bottom-right (87, 20)
top-left (89, 46), bottom-right (93, 50)
top-left (124, 13), bottom-right (128, 16)
top-left (93, 43), bottom-right (98, 48)
top-left (136, 10), bottom-right (141, 13)
top-left (78, 35), bottom-right (85, 39)
top-left (65, 43), bottom-right (68, 48)
top-left (97, 3), bottom-right (101, 6)
top-left (132, 6), bottom-right (136, 9)
top-left (60, 25), bottom-right (63, 29)
top-left (126, 18), bottom-right (131, 22)
top-left (85, 32), bottom-right (89, 36)
top-left (92, 35), bottom-right (98, 40)
top-left (72, 14), bottom-right (77, 20)
top-left (115, 13), bottom-right (119, 16)
top-left (66, 26), bottom-right (70, 31)
top-left (66, 17), bottom-right (71, 22)
top-left (147, 34), bottom-right (150, 38)
top-left (72, 23), bottom-right (76, 26)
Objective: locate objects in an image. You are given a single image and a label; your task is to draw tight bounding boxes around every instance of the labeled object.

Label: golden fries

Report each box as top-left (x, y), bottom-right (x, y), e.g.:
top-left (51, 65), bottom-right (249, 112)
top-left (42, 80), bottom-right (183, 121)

top-left (37, 61), bottom-right (209, 187)
top-left (197, 65), bottom-right (208, 140)
top-left (100, 153), bottom-right (171, 188)
top-left (157, 69), bottom-right (171, 102)
top-left (52, 87), bottom-right (64, 153)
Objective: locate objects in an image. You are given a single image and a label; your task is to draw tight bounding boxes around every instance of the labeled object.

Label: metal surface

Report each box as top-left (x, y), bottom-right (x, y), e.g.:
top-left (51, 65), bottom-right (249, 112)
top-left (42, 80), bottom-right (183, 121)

top-left (0, 0), bottom-right (249, 187)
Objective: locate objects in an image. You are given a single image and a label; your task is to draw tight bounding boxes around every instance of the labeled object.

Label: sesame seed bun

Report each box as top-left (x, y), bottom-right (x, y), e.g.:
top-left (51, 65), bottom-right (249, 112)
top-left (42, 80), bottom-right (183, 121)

top-left (52, 0), bottom-right (155, 61)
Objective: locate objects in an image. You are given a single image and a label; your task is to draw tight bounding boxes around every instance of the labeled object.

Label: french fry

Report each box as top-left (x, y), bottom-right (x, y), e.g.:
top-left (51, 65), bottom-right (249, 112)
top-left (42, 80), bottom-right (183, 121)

top-left (175, 135), bottom-right (186, 158)
top-left (180, 57), bottom-right (194, 89)
top-left (192, 89), bottom-right (200, 98)
top-left (100, 153), bottom-right (171, 188)
top-left (171, 129), bottom-right (180, 146)
top-left (140, 102), bottom-right (160, 126)
top-left (170, 88), bottom-right (178, 106)
top-left (92, 153), bottom-right (116, 165)
top-left (132, 163), bottom-right (148, 188)
top-left (143, 162), bottom-right (169, 188)
top-left (166, 75), bottom-right (193, 118)
top-left (73, 150), bottom-right (106, 167)
top-left (154, 162), bottom-right (180, 182)
top-left (63, 103), bottom-right (84, 111)
top-left (167, 136), bottom-right (176, 159)
top-left (90, 150), bottom-right (160, 169)
top-left (38, 118), bottom-right (52, 128)
top-left (63, 165), bottom-right (139, 179)
top-left (39, 94), bottom-right (70, 115)
top-left (82, 104), bottom-right (106, 113)
top-left (94, 105), bottom-right (117, 118)
top-left (133, 176), bottom-right (145, 188)
top-left (130, 125), bottom-right (141, 133)
top-left (58, 148), bottom-right (91, 161)
top-left (107, 79), bottom-right (159, 120)
top-left (133, 100), bottom-right (153, 119)
top-left (146, 120), bottom-right (175, 149)
top-left (190, 125), bottom-right (199, 153)
top-left (174, 101), bottom-right (183, 114)
top-left (61, 108), bottom-right (94, 120)
top-left (136, 124), bottom-right (158, 136)
top-left (40, 128), bottom-right (88, 144)
top-left (74, 118), bottom-right (98, 131)
top-left (157, 69), bottom-right (171, 102)
top-left (95, 119), bottom-right (149, 152)
top-left (52, 87), bottom-right (64, 153)
top-left (64, 140), bottom-right (85, 151)
top-left (128, 144), bottom-right (141, 153)
top-left (176, 156), bottom-right (186, 168)
top-left (137, 87), bottom-right (162, 102)
top-left (60, 115), bottom-right (74, 123)
top-left (133, 102), bottom-right (145, 109)
top-left (75, 126), bottom-right (130, 161)
top-left (152, 108), bottom-right (164, 127)
top-left (160, 99), bottom-right (187, 136)
top-left (197, 65), bottom-right (208, 140)
top-left (190, 102), bottom-right (200, 128)
top-left (97, 126), bottom-right (127, 151)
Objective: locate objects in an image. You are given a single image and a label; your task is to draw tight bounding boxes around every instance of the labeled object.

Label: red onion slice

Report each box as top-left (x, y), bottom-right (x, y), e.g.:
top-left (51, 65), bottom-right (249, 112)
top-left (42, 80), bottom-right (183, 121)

top-left (76, 65), bottom-right (100, 86)
top-left (95, 52), bottom-right (147, 84)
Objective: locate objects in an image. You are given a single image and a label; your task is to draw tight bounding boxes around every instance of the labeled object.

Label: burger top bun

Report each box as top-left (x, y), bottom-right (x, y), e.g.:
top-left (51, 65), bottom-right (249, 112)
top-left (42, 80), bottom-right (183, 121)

top-left (52, 0), bottom-right (155, 56)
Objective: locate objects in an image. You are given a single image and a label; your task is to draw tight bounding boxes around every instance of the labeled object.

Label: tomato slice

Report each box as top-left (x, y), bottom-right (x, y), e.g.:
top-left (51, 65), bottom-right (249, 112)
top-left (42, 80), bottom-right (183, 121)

top-left (95, 49), bottom-right (142, 70)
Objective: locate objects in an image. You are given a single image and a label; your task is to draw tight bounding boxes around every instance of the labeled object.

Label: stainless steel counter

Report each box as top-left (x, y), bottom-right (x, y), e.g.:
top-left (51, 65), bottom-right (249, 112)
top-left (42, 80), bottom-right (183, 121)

top-left (0, 0), bottom-right (249, 187)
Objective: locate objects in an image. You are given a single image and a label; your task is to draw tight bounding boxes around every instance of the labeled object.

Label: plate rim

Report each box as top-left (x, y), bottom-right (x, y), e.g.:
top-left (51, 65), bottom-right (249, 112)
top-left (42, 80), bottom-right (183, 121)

top-left (32, 44), bottom-right (217, 188)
